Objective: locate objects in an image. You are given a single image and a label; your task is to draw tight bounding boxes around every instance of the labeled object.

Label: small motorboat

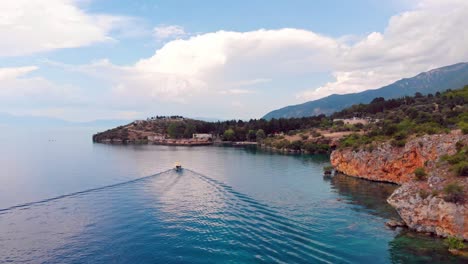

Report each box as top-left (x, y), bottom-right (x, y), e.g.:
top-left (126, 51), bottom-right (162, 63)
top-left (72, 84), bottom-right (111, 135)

top-left (174, 162), bottom-right (182, 172)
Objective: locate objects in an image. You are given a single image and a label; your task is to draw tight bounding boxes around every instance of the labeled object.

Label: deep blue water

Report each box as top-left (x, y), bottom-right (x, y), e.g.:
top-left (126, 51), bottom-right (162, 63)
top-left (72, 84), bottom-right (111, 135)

top-left (0, 127), bottom-right (462, 263)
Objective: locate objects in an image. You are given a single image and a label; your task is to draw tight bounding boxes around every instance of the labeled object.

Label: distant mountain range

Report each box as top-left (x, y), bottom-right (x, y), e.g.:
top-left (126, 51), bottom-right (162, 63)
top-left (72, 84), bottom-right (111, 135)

top-left (0, 113), bottom-right (224, 129)
top-left (0, 113), bottom-right (131, 129)
top-left (263, 62), bottom-right (468, 119)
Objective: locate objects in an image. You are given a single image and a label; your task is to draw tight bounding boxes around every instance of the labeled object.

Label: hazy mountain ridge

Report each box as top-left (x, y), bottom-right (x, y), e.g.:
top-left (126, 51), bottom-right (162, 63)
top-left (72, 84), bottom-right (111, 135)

top-left (0, 112), bottom-right (131, 129)
top-left (263, 62), bottom-right (468, 119)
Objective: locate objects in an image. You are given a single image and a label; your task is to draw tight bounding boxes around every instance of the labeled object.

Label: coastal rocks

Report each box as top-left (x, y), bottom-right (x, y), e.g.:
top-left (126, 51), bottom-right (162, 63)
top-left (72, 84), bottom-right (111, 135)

top-left (330, 131), bottom-right (465, 184)
top-left (388, 183), bottom-right (468, 240)
top-left (385, 219), bottom-right (407, 228)
top-left (331, 130), bottom-right (468, 240)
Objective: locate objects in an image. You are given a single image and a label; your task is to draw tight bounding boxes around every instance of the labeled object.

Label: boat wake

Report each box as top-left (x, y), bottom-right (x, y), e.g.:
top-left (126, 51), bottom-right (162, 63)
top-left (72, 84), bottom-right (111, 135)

top-left (0, 169), bottom-right (173, 212)
top-left (0, 168), bottom-right (351, 263)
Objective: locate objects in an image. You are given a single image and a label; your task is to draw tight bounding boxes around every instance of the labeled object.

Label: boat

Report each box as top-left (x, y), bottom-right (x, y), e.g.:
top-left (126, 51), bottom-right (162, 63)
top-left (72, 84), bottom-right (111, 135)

top-left (174, 162), bottom-right (182, 171)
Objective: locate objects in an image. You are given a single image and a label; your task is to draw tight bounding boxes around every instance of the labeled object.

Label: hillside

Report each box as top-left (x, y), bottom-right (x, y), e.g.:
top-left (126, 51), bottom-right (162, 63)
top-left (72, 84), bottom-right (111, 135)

top-left (92, 116), bottom-right (213, 143)
top-left (263, 62), bottom-right (468, 119)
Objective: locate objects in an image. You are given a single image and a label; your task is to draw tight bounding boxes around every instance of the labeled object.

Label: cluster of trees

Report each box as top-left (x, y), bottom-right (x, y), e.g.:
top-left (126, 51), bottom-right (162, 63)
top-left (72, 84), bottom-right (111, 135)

top-left (337, 86), bottom-right (468, 150)
top-left (95, 86), bottom-right (467, 151)
top-left (262, 137), bottom-right (330, 154)
top-left (167, 122), bottom-right (196, 139)
top-left (192, 115), bottom-right (328, 141)
top-left (222, 128), bottom-right (266, 142)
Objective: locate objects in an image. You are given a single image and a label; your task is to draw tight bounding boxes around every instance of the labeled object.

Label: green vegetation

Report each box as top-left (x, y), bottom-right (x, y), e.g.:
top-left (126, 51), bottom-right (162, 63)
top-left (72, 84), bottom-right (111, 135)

top-left (418, 189), bottom-right (429, 199)
top-left (414, 168), bottom-right (427, 181)
top-left (444, 236), bottom-right (465, 250)
top-left (336, 86), bottom-right (468, 150)
top-left (441, 143), bottom-right (468, 177)
top-left (256, 129), bottom-right (266, 143)
top-left (443, 182), bottom-right (465, 203)
top-left (94, 86), bottom-right (467, 153)
top-left (167, 122), bottom-right (186, 138)
top-left (223, 129), bottom-right (235, 141)
top-left (323, 166), bottom-right (334, 174)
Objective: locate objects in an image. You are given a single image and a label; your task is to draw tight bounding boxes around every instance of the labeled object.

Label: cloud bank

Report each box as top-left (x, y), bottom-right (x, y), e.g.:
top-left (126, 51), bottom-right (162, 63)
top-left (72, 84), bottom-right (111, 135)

top-left (0, 0), bottom-right (128, 56)
top-left (78, 0), bottom-right (468, 108)
top-left (1, 0), bottom-right (468, 120)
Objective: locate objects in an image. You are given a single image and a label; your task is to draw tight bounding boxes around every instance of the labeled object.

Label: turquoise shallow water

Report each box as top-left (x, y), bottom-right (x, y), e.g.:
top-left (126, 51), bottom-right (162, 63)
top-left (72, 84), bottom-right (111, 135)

top-left (0, 127), bottom-right (463, 263)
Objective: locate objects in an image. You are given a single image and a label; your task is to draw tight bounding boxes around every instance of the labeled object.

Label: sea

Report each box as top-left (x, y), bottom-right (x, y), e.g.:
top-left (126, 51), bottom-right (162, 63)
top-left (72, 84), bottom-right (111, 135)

top-left (0, 126), bottom-right (461, 263)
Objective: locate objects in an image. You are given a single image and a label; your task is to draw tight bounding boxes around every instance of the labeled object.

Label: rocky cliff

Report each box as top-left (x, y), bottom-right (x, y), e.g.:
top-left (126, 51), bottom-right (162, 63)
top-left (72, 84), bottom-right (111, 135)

top-left (387, 180), bottom-right (467, 240)
top-left (330, 131), bottom-right (468, 240)
top-left (330, 132), bottom-right (464, 184)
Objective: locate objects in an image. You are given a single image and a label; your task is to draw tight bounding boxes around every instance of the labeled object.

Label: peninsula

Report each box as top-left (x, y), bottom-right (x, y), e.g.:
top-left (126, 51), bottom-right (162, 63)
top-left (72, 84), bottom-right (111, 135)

top-left (94, 86), bottom-right (468, 244)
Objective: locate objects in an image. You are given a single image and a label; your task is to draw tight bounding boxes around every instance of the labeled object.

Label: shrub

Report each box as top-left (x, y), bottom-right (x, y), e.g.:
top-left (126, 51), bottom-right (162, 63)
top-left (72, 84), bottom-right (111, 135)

top-left (311, 131), bottom-right (321, 137)
top-left (431, 190), bottom-right (439, 197)
top-left (419, 189), bottom-right (429, 199)
top-left (444, 236), bottom-right (465, 250)
top-left (443, 183), bottom-right (465, 203)
top-left (288, 140), bottom-right (303, 151)
top-left (393, 131), bottom-right (407, 140)
top-left (453, 161), bottom-right (468, 177)
top-left (391, 139), bottom-right (406, 148)
top-left (414, 167), bottom-right (427, 181)
top-left (300, 134), bottom-right (309, 140)
top-left (458, 121), bottom-right (468, 135)
top-left (455, 140), bottom-right (464, 151)
top-left (273, 139), bottom-right (289, 149)
top-left (323, 166), bottom-right (334, 174)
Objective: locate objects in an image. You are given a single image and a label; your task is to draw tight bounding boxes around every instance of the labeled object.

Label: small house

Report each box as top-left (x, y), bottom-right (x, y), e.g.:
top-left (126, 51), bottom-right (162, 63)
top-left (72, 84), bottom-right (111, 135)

top-left (192, 133), bottom-right (213, 140)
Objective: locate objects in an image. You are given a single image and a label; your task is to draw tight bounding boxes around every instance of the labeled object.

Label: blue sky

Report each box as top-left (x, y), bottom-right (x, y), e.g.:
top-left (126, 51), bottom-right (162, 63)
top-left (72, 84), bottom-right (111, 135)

top-left (1, 0), bottom-right (467, 121)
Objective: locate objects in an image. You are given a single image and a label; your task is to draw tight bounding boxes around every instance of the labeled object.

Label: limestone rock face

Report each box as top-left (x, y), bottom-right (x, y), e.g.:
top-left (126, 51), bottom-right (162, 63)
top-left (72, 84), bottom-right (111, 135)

top-left (331, 131), bottom-right (468, 240)
top-left (387, 182), bottom-right (467, 240)
top-left (330, 131), bottom-right (464, 184)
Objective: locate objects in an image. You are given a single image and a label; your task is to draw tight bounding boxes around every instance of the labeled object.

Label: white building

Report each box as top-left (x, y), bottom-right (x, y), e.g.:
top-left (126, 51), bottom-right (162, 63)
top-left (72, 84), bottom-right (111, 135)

top-left (147, 135), bottom-right (166, 141)
top-left (192, 133), bottom-right (213, 140)
top-left (333, 117), bottom-right (369, 125)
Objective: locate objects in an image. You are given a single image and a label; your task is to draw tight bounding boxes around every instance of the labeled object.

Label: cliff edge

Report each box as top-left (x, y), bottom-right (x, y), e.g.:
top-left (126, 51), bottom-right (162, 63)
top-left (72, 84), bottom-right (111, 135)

top-left (331, 130), bottom-right (467, 240)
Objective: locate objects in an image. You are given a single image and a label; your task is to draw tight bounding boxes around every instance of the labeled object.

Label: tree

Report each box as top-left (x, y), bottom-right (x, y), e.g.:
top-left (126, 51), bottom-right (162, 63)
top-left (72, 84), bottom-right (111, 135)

top-left (256, 129), bottom-right (266, 142)
top-left (223, 129), bottom-right (235, 141)
top-left (247, 130), bottom-right (256, 142)
top-left (183, 123), bottom-right (196, 138)
top-left (167, 122), bottom-right (186, 138)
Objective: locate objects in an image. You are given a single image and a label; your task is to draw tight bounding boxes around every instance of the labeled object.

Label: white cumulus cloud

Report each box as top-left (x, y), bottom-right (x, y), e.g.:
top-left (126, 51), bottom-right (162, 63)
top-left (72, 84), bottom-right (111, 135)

top-left (3, 0), bottom-right (468, 120)
top-left (297, 0), bottom-right (468, 100)
top-left (0, 0), bottom-right (129, 56)
top-left (153, 25), bottom-right (187, 40)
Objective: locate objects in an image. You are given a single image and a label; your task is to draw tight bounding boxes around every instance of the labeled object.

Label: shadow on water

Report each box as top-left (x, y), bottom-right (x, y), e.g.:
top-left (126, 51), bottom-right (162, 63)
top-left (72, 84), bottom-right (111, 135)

top-left (329, 173), bottom-right (400, 219)
top-left (389, 230), bottom-right (466, 263)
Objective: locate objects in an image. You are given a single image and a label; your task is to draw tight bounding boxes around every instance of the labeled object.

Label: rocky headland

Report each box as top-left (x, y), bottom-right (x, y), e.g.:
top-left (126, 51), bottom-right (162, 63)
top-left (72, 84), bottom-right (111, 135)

top-left (331, 130), bottom-right (467, 240)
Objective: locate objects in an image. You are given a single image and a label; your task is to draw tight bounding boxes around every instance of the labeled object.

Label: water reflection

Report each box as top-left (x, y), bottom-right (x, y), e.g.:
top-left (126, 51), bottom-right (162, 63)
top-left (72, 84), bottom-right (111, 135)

top-left (330, 173), bottom-right (400, 219)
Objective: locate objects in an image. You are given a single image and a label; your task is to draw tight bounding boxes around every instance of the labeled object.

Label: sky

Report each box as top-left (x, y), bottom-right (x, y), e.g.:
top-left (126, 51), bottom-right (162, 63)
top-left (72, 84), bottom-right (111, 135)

top-left (1, 0), bottom-right (468, 121)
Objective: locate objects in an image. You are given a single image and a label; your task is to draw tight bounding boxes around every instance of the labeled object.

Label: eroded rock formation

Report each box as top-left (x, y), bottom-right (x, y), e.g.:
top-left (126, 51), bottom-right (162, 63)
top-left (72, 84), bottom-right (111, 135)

top-left (330, 131), bottom-right (467, 240)
top-left (387, 181), bottom-right (467, 240)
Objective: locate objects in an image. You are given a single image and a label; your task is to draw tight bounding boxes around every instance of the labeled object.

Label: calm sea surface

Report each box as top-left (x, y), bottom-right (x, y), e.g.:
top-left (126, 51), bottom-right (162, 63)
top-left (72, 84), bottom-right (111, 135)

top-left (0, 127), bottom-right (461, 263)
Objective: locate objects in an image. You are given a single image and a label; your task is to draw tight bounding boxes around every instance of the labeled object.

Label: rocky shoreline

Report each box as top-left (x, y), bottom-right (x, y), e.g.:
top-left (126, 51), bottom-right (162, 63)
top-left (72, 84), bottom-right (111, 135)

top-left (331, 130), bottom-right (467, 240)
